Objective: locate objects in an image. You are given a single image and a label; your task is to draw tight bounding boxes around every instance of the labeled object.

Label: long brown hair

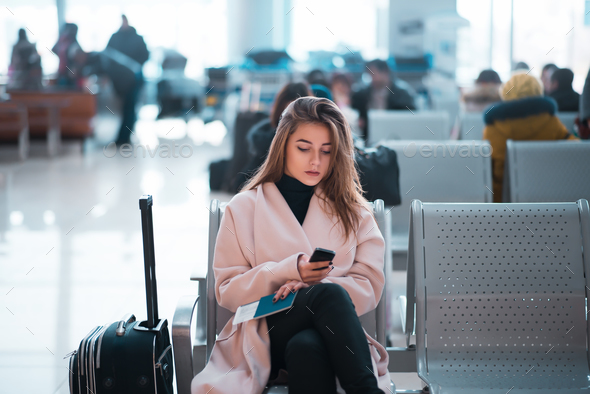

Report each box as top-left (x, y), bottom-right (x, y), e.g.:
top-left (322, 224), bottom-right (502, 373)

top-left (241, 96), bottom-right (370, 239)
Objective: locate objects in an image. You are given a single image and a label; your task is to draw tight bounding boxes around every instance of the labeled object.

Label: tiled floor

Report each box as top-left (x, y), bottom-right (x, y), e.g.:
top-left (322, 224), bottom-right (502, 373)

top-left (0, 109), bottom-right (234, 393)
top-left (0, 108), bottom-right (424, 393)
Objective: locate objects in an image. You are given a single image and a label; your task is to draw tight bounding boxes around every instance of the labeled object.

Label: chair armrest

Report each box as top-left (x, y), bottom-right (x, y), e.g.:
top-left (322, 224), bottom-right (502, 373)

top-left (191, 277), bottom-right (207, 345)
top-left (172, 295), bottom-right (199, 394)
top-left (398, 295), bottom-right (407, 333)
top-left (190, 261), bottom-right (207, 342)
top-left (190, 260), bottom-right (207, 281)
top-left (190, 276), bottom-right (208, 376)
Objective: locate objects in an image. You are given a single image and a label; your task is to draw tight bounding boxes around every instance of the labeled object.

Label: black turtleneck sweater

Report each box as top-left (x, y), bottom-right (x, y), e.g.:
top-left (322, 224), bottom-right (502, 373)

top-left (275, 174), bottom-right (315, 225)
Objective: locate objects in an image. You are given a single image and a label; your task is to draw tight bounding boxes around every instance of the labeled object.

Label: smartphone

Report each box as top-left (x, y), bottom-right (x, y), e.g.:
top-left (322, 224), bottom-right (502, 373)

top-left (309, 247), bottom-right (336, 270)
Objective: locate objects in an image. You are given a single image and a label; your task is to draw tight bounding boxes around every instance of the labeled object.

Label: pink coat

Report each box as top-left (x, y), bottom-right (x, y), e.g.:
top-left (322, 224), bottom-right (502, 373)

top-left (191, 182), bottom-right (390, 393)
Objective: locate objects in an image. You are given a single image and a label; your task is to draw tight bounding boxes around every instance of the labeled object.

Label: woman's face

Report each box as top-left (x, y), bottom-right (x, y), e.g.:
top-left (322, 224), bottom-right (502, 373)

top-left (284, 123), bottom-right (332, 186)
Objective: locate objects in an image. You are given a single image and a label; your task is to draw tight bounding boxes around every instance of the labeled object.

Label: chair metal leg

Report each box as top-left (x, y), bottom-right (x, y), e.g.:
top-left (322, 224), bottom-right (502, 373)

top-left (47, 107), bottom-right (61, 157)
top-left (172, 295), bottom-right (199, 394)
top-left (18, 125), bottom-right (29, 161)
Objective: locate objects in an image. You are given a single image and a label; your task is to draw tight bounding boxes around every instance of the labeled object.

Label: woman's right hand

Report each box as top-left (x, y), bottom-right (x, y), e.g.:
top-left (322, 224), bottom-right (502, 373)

top-left (297, 253), bottom-right (334, 284)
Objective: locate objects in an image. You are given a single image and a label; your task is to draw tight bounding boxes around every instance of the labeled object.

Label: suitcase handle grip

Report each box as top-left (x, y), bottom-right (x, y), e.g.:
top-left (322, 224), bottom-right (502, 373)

top-left (139, 195), bottom-right (159, 329)
top-left (115, 313), bottom-right (136, 336)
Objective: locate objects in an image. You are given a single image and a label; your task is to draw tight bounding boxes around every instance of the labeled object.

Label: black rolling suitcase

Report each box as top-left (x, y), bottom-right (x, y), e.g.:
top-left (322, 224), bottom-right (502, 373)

top-left (68, 195), bottom-right (174, 394)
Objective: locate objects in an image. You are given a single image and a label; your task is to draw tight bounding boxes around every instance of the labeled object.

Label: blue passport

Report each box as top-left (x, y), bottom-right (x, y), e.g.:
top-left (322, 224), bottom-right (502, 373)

top-left (254, 290), bottom-right (298, 318)
top-left (233, 290), bottom-right (298, 325)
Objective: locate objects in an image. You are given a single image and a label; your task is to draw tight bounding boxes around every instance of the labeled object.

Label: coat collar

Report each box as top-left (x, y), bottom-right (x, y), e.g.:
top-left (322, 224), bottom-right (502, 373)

top-left (252, 182), bottom-right (344, 266)
top-left (484, 96), bottom-right (557, 125)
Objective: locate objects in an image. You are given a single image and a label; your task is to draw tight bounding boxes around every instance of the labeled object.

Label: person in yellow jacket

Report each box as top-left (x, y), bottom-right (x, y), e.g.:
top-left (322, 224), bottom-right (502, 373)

top-left (483, 73), bottom-right (578, 202)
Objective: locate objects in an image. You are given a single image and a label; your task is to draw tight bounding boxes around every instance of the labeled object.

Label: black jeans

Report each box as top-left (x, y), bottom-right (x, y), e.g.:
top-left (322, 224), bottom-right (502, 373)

top-left (115, 78), bottom-right (143, 145)
top-left (265, 282), bottom-right (383, 394)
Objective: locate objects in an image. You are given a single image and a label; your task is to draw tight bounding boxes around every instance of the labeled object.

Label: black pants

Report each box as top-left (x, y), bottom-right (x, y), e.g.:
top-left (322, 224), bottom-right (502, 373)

top-left (115, 79), bottom-right (143, 145)
top-left (266, 283), bottom-right (383, 394)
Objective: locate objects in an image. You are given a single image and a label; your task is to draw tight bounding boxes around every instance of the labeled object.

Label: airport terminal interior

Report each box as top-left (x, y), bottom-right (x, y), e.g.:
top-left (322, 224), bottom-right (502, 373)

top-left (1, 0), bottom-right (590, 393)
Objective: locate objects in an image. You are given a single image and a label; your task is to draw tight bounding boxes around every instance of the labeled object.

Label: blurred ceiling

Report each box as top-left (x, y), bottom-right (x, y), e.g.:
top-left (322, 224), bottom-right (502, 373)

top-left (4, 0), bottom-right (218, 6)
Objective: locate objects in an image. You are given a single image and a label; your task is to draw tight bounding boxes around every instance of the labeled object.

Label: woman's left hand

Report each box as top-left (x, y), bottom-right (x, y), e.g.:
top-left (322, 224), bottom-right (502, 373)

top-left (273, 280), bottom-right (309, 303)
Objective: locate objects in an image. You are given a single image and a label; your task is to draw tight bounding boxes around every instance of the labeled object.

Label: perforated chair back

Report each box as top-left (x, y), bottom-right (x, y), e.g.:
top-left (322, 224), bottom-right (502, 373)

top-left (205, 199), bottom-right (391, 363)
top-left (557, 112), bottom-right (578, 134)
top-left (380, 140), bottom-right (493, 253)
top-left (368, 110), bottom-right (450, 146)
top-left (410, 199), bottom-right (590, 394)
top-left (504, 140), bottom-right (590, 203)
top-left (459, 112), bottom-right (485, 140)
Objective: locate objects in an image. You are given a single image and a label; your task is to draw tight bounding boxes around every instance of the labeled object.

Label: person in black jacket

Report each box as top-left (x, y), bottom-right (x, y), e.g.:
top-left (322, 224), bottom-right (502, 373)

top-left (541, 63), bottom-right (558, 96)
top-left (107, 15), bottom-right (149, 145)
top-left (547, 68), bottom-right (580, 112)
top-left (232, 83), bottom-right (312, 192)
top-left (351, 59), bottom-right (416, 142)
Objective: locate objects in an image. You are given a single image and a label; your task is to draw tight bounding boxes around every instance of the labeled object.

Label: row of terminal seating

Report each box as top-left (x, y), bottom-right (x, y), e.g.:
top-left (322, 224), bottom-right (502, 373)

top-left (381, 140), bottom-right (589, 253)
top-left (0, 91), bottom-right (96, 158)
top-left (378, 139), bottom-right (590, 252)
top-left (171, 139), bottom-right (590, 393)
top-left (367, 110), bottom-right (579, 145)
top-left (172, 197), bottom-right (590, 394)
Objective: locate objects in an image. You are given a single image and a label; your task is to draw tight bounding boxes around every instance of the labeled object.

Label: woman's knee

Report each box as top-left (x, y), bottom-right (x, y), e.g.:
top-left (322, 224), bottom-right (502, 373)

top-left (314, 282), bottom-right (352, 303)
top-left (285, 328), bottom-right (326, 358)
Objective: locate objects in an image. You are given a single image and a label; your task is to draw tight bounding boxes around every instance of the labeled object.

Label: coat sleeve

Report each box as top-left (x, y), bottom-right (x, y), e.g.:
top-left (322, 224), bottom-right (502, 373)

top-left (320, 210), bottom-right (385, 316)
top-left (213, 204), bottom-right (304, 313)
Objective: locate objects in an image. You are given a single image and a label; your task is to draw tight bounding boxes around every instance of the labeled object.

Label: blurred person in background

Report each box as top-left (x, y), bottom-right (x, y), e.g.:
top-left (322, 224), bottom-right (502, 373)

top-left (351, 59), bottom-right (416, 142)
top-left (483, 73), bottom-right (578, 202)
top-left (7, 28), bottom-right (42, 90)
top-left (450, 69), bottom-right (502, 139)
top-left (547, 68), bottom-right (579, 112)
top-left (306, 69), bottom-right (332, 100)
top-left (540, 63), bottom-right (558, 96)
top-left (232, 82), bottom-right (313, 192)
top-left (107, 15), bottom-right (149, 146)
top-left (513, 61), bottom-right (530, 73)
top-left (306, 69), bottom-right (330, 88)
top-left (331, 72), bottom-right (362, 136)
top-left (461, 69), bottom-right (502, 112)
top-left (331, 72), bottom-right (352, 109)
top-left (52, 23), bottom-right (86, 88)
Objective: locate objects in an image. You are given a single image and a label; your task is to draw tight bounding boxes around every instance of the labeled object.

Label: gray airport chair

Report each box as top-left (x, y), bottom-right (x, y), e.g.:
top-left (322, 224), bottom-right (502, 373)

top-left (557, 112), bottom-right (578, 134)
top-left (431, 96), bottom-right (460, 134)
top-left (459, 112), bottom-right (485, 141)
top-left (380, 140), bottom-right (493, 254)
top-left (368, 110), bottom-right (450, 146)
top-left (410, 199), bottom-right (590, 394)
top-left (503, 140), bottom-right (590, 203)
top-left (172, 199), bottom-right (396, 394)
top-left (381, 141), bottom-right (493, 347)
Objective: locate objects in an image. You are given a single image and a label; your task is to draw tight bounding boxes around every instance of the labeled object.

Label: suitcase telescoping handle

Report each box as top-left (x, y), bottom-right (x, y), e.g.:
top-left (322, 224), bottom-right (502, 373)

top-left (139, 195), bottom-right (159, 329)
